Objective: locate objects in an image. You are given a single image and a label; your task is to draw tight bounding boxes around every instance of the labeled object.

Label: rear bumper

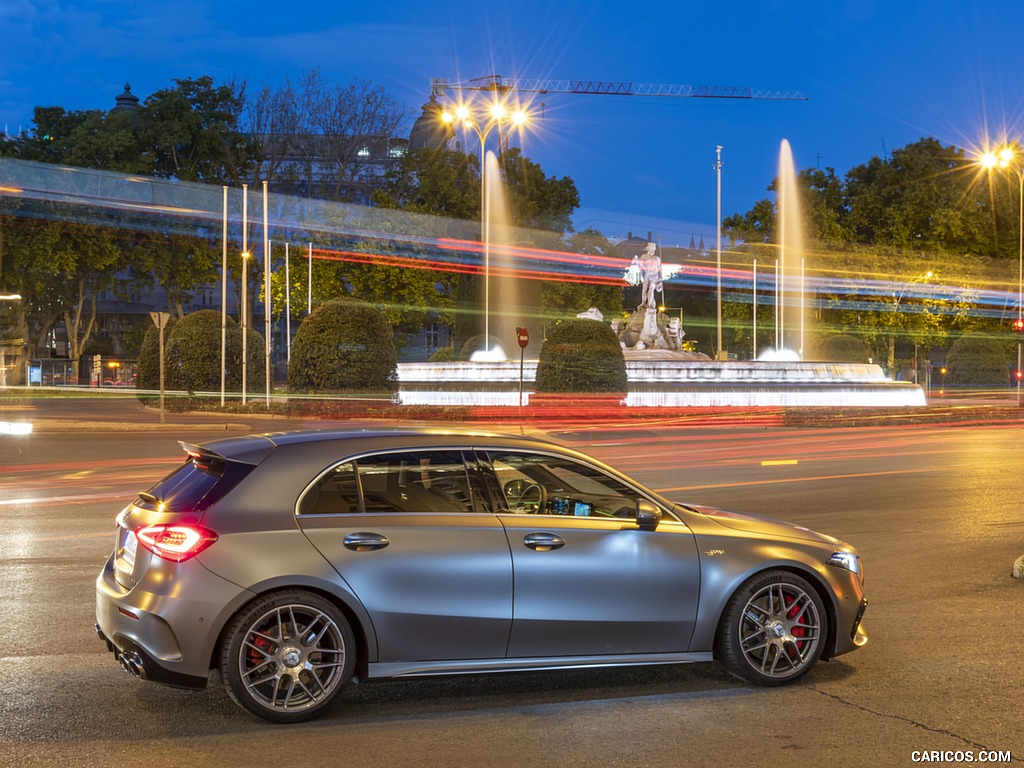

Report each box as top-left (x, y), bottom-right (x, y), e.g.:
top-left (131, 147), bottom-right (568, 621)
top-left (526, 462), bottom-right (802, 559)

top-left (94, 554), bottom-right (251, 689)
top-left (94, 622), bottom-right (208, 690)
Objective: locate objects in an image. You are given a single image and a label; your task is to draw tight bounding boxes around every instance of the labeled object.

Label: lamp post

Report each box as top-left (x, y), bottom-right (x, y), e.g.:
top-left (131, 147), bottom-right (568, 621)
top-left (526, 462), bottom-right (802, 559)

top-left (715, 145), bottom-right (724, 360)
top-left (241, 183), bottom-right (249, 405)
top-left (442, 100), bottom-right (528, 347)
top-left (981, 146), bottom-right (1024, 406)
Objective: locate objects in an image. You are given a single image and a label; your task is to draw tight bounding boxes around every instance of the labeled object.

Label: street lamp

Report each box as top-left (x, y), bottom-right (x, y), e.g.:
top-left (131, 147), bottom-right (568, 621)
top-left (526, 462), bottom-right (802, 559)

top-left (442, 100), bottom-right (528, 349)
top-left (981, 146), bottom-right (1024, 406)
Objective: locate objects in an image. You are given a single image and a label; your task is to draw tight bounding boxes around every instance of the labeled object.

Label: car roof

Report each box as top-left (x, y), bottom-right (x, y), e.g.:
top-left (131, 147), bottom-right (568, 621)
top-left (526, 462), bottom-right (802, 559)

top-left (185, 427), bottom-right (567, 465)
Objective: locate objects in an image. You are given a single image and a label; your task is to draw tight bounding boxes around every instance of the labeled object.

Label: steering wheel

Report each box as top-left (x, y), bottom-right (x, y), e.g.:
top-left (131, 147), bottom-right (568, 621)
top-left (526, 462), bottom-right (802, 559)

top-left (508, 482), bottom-right (547, 513)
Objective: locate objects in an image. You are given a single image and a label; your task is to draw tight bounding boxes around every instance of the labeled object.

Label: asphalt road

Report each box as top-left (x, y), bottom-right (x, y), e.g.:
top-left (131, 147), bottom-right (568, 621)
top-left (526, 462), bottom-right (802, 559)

top-left (1, 402), bottom-right (1022, 767)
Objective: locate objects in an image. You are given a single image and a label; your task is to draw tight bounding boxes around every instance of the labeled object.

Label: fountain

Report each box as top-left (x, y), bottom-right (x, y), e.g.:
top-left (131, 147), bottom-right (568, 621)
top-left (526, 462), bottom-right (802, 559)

top-left (398, 139), bottom-right (926, 408)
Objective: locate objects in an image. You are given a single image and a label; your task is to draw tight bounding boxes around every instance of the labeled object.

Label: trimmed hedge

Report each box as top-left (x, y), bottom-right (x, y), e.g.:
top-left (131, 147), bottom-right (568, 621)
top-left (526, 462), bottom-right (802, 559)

top-left (945, 335), bottom-right (1009, 387)
top-left (162, 310), bottom-right (264, 394)
top-left (535, 319), bottom-right (627, 393)
top-left (288, 297), bottom-right (397, 393)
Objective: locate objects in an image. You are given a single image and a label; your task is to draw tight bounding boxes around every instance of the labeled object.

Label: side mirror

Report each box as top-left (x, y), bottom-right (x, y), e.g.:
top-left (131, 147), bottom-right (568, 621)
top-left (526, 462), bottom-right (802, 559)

top-left (636, 499), bottom-right (662, 531)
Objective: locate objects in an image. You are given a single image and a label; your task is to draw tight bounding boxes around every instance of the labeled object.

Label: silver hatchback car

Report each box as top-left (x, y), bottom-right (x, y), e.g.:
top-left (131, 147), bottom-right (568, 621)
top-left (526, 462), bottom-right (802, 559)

top-left (95, 427), bottom-right (867, 722)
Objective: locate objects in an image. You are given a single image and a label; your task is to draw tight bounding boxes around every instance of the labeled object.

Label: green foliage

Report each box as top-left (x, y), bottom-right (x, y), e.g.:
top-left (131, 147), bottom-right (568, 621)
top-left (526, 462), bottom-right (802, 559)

top-left (376, 147), bottom-right (481, 219)
top-left (136, 316), bottom-right (178, 392)
top-left (815, 334), bottom-right (872, 363)
top-left (945, 335), bottom-right (1010, 387)
top-left (288, 297), bottom-right (397, 392)
top-left (428, 345), bottom-right (455, 362)
top-left (535, 319), bottom-right (627, 393)
top-left (140, 76), bottom-right (258, 185)
top-left (500, 147), bottom-right (580, 235)
top-left (161, 310), bottom-right (264, 394)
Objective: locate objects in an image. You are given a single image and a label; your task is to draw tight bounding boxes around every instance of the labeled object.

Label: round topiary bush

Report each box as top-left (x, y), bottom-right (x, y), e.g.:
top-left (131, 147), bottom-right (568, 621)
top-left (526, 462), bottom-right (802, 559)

top-left (534, 319), bottom-right (627, 393)
top-left (288, 297), bottom-right (397, 393)
top-left (816, 334), bottom-right (871, 364)
top-left (429, 345), bottom-right (455, 363)
top-left (164, 310), bottom-right (265, 395)
top-left (945, 335), bottom-right (1009, 387)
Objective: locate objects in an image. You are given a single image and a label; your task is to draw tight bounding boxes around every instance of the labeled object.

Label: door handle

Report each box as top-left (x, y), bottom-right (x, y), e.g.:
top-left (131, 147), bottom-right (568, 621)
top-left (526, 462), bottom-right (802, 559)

top-left (523, 532), bottom-right (565, 551)
top-left (344, 532), bottom-right (391, 551)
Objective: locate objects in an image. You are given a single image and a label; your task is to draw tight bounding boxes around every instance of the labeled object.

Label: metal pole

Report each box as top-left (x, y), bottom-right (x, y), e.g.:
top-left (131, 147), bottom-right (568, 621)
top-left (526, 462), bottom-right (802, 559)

top-left (242, 184), bottom-right (248, 406)
top-left (715, 145), bottom-right (723, 360)
top-left (221, 185), bottom-right (227, 407)
top-left (800, 257), bottom-right (805, 359)
top-left (1018, 171), bottom-right (1022, 406)
top-left (307, 242), bottom-right (312, 315)
top-left (481, 139), bottom-right (489, 346)
top-left (752, 259), bottom-right (757, 360)
top-left (774, 259), bottom-right (780, 350)
top-left (285, 242), bottom-right (291, 363)
top-left (263, 181), bottom-right (270, 407)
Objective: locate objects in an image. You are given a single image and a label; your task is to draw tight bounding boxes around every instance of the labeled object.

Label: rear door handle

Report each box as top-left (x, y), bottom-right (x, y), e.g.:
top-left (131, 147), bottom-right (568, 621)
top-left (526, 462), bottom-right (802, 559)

top-left (523, 532), bottom-right (565, 551)
top-left (344, 532), bottom-right (391, 551)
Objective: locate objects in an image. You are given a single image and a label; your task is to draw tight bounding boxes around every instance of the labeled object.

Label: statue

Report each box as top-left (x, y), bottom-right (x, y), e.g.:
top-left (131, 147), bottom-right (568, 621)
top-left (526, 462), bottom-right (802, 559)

top-left (636, 242), bottom-right (662, 310)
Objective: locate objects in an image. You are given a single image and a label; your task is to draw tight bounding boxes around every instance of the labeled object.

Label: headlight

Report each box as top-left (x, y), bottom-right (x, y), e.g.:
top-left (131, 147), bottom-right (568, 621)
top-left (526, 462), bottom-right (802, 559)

top-left (827, 551), bottom-right (863, 583)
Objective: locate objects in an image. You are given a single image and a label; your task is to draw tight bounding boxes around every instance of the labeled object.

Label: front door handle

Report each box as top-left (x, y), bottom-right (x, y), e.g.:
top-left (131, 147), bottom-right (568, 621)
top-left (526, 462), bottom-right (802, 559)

top-left (523, 532), bottom-right (565, 551)
top-left (344, 532), bottom-right (391, 552)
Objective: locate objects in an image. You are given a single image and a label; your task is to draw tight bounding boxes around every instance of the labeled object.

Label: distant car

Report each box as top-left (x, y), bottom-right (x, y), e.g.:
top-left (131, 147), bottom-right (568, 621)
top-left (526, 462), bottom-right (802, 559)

top-left (95, 428), bottom-right (867, 723)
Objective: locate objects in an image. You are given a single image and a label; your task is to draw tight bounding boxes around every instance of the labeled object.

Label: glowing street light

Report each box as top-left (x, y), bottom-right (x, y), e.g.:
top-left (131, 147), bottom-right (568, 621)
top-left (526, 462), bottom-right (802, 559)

top-left (442, 100), bottom-right (529, 349)
top-left (980, 145), bottom-right (1024, 406)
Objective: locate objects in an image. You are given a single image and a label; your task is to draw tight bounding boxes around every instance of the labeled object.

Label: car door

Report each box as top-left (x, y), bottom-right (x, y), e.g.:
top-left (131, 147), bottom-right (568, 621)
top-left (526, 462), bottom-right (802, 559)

top-left (296, 449), bottom-right (513, 663)
top-left (482, 449), bottom-right (700, 659)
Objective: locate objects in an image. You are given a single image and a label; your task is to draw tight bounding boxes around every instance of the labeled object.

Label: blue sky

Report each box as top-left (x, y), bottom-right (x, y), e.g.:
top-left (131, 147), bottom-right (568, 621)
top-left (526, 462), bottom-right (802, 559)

top-left (3, 1), bottom-right (1024, 246)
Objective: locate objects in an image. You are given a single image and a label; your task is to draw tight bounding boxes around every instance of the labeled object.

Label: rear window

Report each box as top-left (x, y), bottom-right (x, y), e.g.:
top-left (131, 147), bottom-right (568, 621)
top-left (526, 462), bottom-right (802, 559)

top-left (138, 455), bottom-right (253, 514)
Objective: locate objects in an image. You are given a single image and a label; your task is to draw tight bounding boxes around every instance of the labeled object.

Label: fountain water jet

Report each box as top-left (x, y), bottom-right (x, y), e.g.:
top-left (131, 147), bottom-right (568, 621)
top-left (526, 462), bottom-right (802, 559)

top-left (775, 139), bottom-right (807, 358)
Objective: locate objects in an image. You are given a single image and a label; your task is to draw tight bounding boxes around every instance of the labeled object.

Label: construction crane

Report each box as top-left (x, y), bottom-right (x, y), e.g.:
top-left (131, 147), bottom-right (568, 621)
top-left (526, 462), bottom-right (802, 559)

top-left (430, 74), bottom-right (807, 102)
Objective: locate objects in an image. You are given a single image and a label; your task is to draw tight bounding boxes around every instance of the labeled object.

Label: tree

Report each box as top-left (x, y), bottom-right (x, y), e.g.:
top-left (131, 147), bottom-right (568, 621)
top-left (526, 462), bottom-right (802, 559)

top-left (500, 147), bottom-right (579, 236)
top-left (843, 138), bottom-right (988, 252)
top-left (140, 76), bottom-right (259, 185)
top-left (374, 147), bottom-right (480, 219)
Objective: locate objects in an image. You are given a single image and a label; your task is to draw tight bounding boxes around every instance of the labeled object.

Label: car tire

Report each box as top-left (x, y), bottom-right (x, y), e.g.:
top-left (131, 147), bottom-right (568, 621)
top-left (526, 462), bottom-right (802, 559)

top-left (220, 590), bottom-right (355, 723)
top-left (715, 570), bottom-right (827, 686)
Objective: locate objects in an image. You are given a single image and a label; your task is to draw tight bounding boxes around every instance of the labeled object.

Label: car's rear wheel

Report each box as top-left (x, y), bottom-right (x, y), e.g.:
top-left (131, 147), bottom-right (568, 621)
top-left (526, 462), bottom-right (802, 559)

top-left (716, 570), bottom-right (827, 686)
top-left (220, 590), bottom-right (355, 723)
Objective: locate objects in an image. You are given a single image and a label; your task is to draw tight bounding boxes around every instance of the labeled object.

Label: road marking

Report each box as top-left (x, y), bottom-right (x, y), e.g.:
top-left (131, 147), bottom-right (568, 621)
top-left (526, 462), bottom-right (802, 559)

top-left (761, 459), bottom-right (798, 466)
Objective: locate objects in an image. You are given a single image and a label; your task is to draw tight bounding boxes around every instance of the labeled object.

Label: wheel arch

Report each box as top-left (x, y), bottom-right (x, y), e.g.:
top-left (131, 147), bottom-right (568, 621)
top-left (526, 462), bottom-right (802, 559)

top-left (207, 578), bottom-right (376, 679)
top-left (709, 564), bottom-right (839, 662)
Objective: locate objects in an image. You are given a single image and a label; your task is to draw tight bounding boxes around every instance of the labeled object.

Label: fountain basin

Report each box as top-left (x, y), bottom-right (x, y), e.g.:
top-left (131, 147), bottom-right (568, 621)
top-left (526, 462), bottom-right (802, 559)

top-left (397, 360), bottom-right (926, 407)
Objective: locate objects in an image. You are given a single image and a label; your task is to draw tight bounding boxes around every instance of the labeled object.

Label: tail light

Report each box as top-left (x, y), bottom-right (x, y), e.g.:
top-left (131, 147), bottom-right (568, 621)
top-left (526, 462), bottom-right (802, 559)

top-left (135, 524), bottom-right (218, 563)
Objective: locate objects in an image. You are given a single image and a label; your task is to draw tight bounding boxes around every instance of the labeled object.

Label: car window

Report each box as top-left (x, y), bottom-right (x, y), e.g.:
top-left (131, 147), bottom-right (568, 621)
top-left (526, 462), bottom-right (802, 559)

top-left (142, 454), bottom-right (253, 514)
top-left (485, 450), bottom-right (639, 519)
top-left (356, 450), bottom-right (478, 514)
top-left (297, 461), bottom-right (360, 515)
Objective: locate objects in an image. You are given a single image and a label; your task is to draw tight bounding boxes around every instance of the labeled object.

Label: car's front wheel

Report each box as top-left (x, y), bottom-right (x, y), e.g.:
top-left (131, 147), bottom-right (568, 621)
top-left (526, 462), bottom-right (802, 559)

top-left (716, 570), bottom-right (827, 685)
top-left (220, 590), bottom-right (355, 723)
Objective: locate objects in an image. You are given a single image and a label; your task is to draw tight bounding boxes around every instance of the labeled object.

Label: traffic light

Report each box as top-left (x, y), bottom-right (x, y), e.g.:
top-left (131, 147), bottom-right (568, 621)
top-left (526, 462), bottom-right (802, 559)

top-left (1012, 318), bottom-right (1024, 333)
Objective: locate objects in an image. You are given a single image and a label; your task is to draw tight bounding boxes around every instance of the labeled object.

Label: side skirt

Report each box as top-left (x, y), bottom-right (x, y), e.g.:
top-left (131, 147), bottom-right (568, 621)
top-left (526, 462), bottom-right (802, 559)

top-left (367, 652), bottom-right (714, 680)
